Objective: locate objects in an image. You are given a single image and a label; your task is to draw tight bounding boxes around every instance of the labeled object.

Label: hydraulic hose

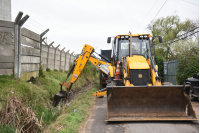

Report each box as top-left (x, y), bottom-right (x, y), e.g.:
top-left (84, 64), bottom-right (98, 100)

top-left (65, 63), bottom-right (75, 82)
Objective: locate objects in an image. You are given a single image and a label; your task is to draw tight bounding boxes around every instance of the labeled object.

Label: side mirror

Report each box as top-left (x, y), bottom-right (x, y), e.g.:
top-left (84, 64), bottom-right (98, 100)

top-left (107, 37), bottom-right (111, 43)
top-left (159, 36), bottom-right (162, 43)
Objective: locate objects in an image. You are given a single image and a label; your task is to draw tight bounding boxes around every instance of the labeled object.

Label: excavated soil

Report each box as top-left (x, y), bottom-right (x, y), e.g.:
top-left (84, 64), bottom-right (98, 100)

top-left (54, 79), bottom-right (98, 107)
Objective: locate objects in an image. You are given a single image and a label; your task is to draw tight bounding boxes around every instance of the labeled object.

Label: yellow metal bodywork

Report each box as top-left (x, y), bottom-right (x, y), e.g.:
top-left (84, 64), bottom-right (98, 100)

top-left (108, 66), bottom-right (115, 77)
top-left (89, 56), bottom-right (111, 75)
top-left (122, 55), bottom-right (161, 86)
top-left (70, 44), bottom-right (94, 84)
top-left (60, 44), bottom-right (111, 93)
top-left (127, 55), bottom-right (150, 69)
top-left (92, 91), bottom-right (107, 97)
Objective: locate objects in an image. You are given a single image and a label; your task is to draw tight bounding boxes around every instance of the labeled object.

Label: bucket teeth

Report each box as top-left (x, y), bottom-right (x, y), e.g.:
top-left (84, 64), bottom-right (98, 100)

top-left (53, 91), bottom-right (68, 107)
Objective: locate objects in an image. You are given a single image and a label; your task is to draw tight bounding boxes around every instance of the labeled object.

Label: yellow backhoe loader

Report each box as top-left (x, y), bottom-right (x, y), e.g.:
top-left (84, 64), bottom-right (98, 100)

top-left (54, 32), bottom-right (197, 121)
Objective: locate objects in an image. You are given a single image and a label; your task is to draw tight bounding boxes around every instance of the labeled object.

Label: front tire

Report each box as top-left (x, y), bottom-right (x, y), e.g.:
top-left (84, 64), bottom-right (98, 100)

top-left (188, 85), bottom-right (198, 101)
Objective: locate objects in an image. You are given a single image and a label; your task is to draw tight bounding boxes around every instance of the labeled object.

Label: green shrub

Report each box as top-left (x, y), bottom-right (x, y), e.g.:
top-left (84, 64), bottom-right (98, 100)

top-left (54, 69), bottom-right (58, 72)
top-left (39, 66), bottom-right (45, 78)
top-left (176, 55), bottom-right (199, 84)
top-left (64, 70), bottom-right (68, 73)
top-left (155, 56), bottom-right (165, 82)
top-left (46, 68), bottom-right (51, 72)
top-left (60, 69), bottom-right (63, 72)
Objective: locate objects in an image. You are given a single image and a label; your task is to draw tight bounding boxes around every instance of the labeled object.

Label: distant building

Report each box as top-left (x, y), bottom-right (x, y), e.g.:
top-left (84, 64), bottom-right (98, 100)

top-left (0, 0), bottom-right (11, 21)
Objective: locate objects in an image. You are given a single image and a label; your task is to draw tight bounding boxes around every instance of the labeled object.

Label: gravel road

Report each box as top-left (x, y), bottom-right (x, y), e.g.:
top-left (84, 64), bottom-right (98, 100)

top-left (81, 96), bottom-right (199, 133)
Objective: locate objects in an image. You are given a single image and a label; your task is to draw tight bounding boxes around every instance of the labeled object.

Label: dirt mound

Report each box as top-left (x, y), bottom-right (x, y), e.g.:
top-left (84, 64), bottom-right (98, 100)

top-left (0, 96), bottom-right (42, 133)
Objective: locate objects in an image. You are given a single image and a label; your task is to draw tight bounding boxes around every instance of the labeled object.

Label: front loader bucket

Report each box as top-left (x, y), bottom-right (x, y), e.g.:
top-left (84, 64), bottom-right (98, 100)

top-left (106, 85), bottom-right (198, 121)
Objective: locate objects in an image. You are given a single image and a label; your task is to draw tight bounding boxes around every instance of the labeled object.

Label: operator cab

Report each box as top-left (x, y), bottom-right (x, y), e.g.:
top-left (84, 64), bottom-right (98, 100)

top-left (109, 34), bottom-right (152, 62)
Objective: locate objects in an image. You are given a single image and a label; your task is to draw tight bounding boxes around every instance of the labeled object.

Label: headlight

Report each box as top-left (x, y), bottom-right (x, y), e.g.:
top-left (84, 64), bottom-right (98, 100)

top-left (140, 35), bottom-right (143, 38)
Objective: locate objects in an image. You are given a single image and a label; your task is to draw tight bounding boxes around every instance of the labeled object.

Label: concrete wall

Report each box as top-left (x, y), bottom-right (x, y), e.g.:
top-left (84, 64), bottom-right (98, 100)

top-left (20, 28), bottom-right (40, 80)
top-left (41, 44), bottom-right (76, 72)
top-left (0, 20), bottom-right (14, 75)
top-left (0, 19), bottom-right (76, 80)
top-left (0, 0), bottom-right (11, 21)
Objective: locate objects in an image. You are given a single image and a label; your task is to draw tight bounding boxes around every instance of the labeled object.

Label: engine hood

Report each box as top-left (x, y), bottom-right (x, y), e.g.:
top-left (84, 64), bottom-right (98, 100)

top-left (127, 55), bottom-right (150, 69)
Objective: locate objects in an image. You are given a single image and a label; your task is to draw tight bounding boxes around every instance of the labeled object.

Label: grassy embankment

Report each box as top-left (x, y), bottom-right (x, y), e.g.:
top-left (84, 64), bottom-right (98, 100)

top-left (0, 62), bottom-right (99, 132)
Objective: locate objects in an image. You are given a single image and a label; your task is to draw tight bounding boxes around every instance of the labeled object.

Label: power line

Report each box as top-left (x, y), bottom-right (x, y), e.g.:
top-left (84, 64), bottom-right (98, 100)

top-left (168, 0), bottom-right (180, 15)
top-left (156, 27), bottom-right (199, 45)
top-left (143, 0), bottom-right (168, 33)
top-left (156, 27), bottom-right (199, 46)
top-left (136, 0), bottom-right (159, 32)
top-left (182, 0), bottom-right (199, 6)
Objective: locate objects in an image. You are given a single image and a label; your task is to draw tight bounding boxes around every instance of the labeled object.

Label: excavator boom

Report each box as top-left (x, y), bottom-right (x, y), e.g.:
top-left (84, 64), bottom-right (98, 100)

top-left (53, 44), bottom-right (111, 106)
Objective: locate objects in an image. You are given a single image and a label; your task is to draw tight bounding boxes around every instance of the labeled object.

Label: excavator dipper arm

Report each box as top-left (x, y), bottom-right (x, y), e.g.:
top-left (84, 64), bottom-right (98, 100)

top-left (53, 44), bottom-right (111, 106)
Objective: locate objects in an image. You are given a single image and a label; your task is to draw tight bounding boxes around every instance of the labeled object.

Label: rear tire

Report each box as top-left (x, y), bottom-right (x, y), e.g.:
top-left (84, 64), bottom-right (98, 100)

top-left (106, 73), bottom-right (116, 87)
top-left (99, 71), bottom-right (103, 89)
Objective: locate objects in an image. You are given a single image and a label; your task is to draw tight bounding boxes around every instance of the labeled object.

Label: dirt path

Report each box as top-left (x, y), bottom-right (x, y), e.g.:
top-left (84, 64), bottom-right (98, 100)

top-left (81, 96), bottom-right (199, 133)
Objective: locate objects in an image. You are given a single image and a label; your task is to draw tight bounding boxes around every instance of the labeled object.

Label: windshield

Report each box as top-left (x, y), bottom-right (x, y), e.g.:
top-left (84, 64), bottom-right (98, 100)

top-left (118, 37), bottom-right (150, 61)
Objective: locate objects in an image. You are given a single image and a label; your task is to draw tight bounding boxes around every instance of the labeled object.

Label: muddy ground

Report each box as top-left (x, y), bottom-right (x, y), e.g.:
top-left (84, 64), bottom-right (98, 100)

top-left (81, 96), bottom-right (199, 133)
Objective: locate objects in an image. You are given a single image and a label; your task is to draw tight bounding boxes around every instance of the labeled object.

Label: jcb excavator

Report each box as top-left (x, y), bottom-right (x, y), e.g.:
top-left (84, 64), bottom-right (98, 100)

top-left (54, 32), bottom-right (197, 121)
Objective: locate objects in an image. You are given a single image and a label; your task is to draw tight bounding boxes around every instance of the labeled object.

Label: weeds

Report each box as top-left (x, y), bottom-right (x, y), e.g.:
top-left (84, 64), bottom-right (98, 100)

top-left (0, 96), bottom-right (42, 132)
top-left (0, 123), bottom-right (15, 133)
top-left (43, 88), bottom-right (98, 133)
top-left (36, 104), bottom-right (62, 126)
top-left (46, 68), bottom-right (51, 72)
top-left (39, 66), bottom-right (45, 78)
top-left (0, 61), bottom-right (99, 133)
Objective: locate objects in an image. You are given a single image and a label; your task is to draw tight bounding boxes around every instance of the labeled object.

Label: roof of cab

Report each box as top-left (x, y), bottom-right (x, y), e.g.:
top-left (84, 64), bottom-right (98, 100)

top-left (117, 34), bottom-right (150, 37)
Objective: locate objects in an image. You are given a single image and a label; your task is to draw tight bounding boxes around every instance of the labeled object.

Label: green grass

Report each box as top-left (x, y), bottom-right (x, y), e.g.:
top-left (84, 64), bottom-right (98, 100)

top-left (43, 88), bottom-right (98, 133)
top-left (0, 123), bottom-right (16, 133)
top-left (0, 62), bottom-right (99, 132)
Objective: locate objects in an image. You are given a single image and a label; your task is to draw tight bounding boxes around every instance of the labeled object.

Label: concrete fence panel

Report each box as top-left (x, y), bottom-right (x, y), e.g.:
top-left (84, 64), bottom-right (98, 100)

top-left (0, 13), bottom-right (76, 79)
top-left (0, 20), bottom-right (14, 75)
top-left (20, 28), bottom-right (40, 80)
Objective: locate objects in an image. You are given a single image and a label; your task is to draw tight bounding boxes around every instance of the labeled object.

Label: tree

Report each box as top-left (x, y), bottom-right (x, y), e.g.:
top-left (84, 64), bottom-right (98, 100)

top-left (147, 15), bottom-right (198, 60)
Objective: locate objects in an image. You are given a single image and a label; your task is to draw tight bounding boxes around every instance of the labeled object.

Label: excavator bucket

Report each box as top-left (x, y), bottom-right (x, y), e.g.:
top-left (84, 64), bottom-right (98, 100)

top-left (106, 85), bottom-right (198, 121)
top-left (53, 91), bottom-right (68, 107)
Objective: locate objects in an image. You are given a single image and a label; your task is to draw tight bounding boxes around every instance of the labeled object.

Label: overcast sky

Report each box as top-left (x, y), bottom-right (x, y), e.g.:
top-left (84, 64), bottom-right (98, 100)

top-left (11, 0), bottom-right (199, 54)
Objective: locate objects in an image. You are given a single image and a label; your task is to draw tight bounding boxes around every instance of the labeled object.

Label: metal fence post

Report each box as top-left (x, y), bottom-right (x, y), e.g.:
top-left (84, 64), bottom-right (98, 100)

top-left (167, 61), bottom-right (168, 82)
